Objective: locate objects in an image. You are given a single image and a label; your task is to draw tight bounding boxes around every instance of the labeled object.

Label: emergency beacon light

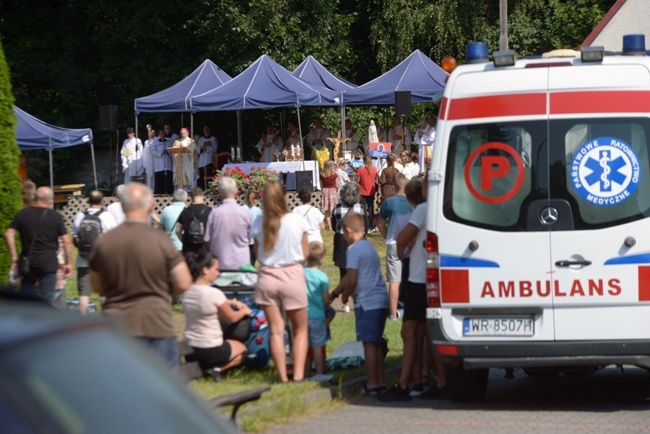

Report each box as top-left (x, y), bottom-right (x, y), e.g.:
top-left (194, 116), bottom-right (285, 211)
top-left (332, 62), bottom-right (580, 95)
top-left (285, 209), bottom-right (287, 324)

top-left (623, 34), bottom-right (646, 56)
top-left (466, 42), bottom-right (489, 64)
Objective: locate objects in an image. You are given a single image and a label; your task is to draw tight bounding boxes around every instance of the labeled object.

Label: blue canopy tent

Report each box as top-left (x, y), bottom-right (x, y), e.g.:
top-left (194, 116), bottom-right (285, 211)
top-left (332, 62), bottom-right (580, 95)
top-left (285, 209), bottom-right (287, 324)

top-left (134, 59), bottom-right (232, 146)
top-left (292, 55), bottom-right (357, 139)
top-left (343, 49), bottom-right (448, 106)
top-left (191, 55), bottom-right (341, 160)
top-left (14, 105), bottom-right (95, 190)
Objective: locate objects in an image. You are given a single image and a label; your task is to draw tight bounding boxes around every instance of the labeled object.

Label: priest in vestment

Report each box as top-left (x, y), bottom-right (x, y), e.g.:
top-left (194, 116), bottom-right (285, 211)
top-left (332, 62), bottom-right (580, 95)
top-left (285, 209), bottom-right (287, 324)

top-left (142, 127), bottom-right (156, 191)
top-left (307, 117), bottom-right (330, 160)
top-left (172, 128), bottom-right (197, 191)
top-left (388, 115), bottom-right (412, 155)
top-left (340, 119), bottom-right (359, 153)
top-left (257, 124), bottom-right (283, 162)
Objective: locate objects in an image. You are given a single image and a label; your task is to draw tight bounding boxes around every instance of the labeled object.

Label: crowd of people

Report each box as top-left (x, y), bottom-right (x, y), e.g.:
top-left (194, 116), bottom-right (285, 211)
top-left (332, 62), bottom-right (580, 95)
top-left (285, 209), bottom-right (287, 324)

top-left (5, 111), bottom-right (443, 400)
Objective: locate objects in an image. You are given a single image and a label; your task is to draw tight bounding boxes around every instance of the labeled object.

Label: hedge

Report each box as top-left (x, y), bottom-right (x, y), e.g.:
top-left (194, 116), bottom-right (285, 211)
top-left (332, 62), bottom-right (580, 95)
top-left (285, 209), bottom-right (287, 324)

top-left (0, 39), bottom-right (22, 285)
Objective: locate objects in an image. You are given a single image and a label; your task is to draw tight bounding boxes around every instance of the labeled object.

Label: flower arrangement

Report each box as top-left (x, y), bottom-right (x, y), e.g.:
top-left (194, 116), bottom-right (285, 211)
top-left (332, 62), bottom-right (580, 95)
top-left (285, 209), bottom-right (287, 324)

top-left (314, 147), bottom-right (331, 170)
top-left (207, 166), bottom-right (279, 197)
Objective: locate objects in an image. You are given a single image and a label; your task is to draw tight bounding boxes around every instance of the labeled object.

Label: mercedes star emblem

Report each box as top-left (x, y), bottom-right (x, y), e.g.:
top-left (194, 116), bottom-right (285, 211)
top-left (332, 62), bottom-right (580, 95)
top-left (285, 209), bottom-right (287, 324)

top-left (540, 207), bottom-right (559, 225)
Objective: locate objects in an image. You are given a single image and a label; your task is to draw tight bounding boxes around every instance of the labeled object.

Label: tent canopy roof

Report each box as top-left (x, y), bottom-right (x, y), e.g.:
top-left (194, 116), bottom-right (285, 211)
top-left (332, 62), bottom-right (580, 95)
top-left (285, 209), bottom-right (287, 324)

top-left (292, 56), bottom-right (357, 92)
top-left (190, 55), bottom-right (341, 112)
top-left (15, 106), bottom-right (93, 151)
top-left (134, 59), bottom-right (232, 114)
top-left (343, 50), bottom-right (448, 105)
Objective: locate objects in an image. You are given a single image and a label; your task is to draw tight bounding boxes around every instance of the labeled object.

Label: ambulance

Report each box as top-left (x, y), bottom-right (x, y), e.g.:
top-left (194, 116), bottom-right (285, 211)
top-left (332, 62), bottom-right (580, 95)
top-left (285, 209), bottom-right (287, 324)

top-left (426, 35), bottom-right (650, 401)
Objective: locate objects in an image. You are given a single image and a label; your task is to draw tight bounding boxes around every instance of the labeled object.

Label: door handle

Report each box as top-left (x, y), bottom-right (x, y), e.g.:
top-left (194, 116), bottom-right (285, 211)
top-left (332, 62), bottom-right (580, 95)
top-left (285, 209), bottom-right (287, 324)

top-left (555, 260), bottom-right (592, 267)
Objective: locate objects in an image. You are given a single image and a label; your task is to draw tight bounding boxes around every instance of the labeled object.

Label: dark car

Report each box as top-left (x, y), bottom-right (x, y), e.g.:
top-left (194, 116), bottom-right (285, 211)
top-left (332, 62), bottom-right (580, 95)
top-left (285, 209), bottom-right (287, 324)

top-left (0, 295), bottom-right (236, 434)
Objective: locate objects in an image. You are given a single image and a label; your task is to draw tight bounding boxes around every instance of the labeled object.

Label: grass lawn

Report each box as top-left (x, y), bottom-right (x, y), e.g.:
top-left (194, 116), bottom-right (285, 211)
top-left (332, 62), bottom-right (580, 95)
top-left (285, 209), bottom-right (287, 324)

top-left (65, 230), bottom-right (403, 432)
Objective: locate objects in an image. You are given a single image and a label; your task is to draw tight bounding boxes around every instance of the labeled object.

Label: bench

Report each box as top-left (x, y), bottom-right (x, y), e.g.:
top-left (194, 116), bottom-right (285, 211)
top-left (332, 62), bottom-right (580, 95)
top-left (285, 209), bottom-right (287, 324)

top-left (177, 340), bottom-right (270, 423)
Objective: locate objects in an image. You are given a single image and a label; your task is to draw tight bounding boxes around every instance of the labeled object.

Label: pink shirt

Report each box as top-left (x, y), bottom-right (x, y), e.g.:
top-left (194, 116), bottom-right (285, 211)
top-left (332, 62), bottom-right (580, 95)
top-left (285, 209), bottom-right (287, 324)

top-left (204, 198), bottom-right (252, 269)
top-left (182, 284), bottom-right (227, 348)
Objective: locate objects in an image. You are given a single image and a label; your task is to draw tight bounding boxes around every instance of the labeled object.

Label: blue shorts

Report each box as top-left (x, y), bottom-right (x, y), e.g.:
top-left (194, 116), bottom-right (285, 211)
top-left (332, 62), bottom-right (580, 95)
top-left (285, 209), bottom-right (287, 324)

top-left (355, 306), bottom-right (388, 343)
top-left (308, 318), bottom-right (327, 347)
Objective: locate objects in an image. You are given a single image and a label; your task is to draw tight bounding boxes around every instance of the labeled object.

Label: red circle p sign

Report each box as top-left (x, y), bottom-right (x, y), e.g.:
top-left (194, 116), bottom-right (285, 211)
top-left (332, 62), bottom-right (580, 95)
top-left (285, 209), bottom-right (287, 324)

top-left (464, 142), bottom-right (524, 204)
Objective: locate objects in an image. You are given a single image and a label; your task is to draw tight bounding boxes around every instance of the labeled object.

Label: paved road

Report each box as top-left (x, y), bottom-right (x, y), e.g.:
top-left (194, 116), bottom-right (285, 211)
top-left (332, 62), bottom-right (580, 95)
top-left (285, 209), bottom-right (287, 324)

top-left (267, 367), bottom-right (650, 433)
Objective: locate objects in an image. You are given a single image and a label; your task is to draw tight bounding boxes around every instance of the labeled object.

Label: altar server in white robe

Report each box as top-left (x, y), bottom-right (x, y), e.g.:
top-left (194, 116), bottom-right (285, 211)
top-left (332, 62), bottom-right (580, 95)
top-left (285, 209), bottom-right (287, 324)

top-left (152, 130), bottom-right (174, 195)
top-left (121, 127), bottom-right (143, 184)
top-left (142, 127), bottom-right (156, 191)
top-left (414, 118), bottom-right (435, 171)
top-left (196, 124), bottom-right (217, 190)
top-left (307, 117), bottom-right (330, 159)
top-left (341, 119), bottom-right (359, 152)
top-left (172, 128), bottom-right (197, 191)
top-left (388, 115), bottom-right (411, 155)
top-left (257, 124), bottom-right (283, 162)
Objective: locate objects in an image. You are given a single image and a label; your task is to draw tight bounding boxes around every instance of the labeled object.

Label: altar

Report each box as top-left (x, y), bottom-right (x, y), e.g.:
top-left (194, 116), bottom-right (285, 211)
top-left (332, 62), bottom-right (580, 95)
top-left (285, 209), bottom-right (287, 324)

top-left (223, 161), bottom-right (321, 190)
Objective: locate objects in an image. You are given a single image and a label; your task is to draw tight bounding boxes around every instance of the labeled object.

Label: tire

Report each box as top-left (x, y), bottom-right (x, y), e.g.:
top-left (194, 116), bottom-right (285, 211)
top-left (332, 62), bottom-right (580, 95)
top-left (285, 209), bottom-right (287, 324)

top-left (445, 364), bottom-right (489, 402)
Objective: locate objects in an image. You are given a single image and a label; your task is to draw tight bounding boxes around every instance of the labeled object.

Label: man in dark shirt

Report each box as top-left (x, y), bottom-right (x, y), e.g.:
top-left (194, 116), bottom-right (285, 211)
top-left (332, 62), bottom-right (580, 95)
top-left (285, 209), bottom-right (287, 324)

top-left (5, 187), bottom-right (72, 305)
top-left (176, 187), bottom-right (211, 255)
top-left (89, 183), bottom-right (192, 368)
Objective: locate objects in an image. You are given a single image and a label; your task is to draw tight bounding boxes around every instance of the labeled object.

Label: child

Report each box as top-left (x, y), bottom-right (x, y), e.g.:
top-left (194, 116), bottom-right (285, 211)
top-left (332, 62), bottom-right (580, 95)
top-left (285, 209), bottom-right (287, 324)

top-left (304, 241), bottom-right (331, 377)
top-left (331, 212), bottom-right (389, 395)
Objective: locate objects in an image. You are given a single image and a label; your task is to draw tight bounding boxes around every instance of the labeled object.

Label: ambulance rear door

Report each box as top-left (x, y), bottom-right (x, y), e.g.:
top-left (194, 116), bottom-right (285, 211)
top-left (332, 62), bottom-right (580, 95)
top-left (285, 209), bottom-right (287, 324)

top-left (436, 67), bottom-right (555, 342)
top-left (548, 63), bottom-right (650, 340)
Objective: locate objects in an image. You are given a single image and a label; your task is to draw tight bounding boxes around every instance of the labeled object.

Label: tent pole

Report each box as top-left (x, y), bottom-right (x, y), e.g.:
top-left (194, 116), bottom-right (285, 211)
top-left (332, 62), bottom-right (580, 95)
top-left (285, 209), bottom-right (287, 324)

top-left (191, 113), bottom-right (194, 142)
top-left (135, 115), bottom-right (140, 177)
top-left (341, 105), bottom-right (346, 138)
top-left (237, 110), bottom-right (243, 162)
top-left (49, 148), bottom-right (54, 192)
top-left (297, 106), bottom-right (305, 172)
top-left (91, 143), bottom-right (98, 189)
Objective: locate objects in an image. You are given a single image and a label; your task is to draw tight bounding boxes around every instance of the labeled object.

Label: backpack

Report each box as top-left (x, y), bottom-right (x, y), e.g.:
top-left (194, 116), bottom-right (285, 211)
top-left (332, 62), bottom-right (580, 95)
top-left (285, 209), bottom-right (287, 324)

top-left (73, 210), bottom-right (104, 258)
top-left (186, 207), bottom-right (206, 245)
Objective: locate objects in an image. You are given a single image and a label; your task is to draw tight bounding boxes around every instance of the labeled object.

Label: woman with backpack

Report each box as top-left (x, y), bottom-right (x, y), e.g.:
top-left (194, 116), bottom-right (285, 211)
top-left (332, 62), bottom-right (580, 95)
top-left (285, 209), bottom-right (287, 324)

top-left (183, 252), bottom-right (251, 373)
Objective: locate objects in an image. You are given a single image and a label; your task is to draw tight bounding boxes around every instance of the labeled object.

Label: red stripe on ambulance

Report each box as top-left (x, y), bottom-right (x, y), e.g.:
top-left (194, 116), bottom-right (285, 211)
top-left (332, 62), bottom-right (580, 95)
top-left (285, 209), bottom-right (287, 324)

top-left (446, 93), bottom-right (546, 120)
top-left (551, 91), bottom-right (650, 115)
top-left (440, 269), bottom-right (470, 303)
top-left (638, 266), bottom-right (650, 301)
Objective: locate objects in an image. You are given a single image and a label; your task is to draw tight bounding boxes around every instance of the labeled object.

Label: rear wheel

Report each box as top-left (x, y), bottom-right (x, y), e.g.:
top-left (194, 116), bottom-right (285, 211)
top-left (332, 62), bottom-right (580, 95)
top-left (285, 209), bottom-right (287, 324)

top-left (445, 364), bottom-right (489, 402)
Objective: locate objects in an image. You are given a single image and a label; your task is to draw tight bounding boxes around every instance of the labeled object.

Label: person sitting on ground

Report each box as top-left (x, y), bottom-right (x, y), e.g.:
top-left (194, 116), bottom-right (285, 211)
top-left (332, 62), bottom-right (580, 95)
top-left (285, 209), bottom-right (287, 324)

top-left (292, 187), bottom-right (324, 243)
top-left (183, 252), bottom-right (251, 373)
top-left (331, 212), bottom-right (389, 396)
top-left (304, 241), bottom-right (331, 378)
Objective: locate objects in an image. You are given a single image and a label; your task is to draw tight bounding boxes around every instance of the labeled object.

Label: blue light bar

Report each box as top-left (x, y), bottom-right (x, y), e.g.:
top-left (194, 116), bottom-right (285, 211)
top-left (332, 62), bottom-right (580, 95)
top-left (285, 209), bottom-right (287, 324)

top-left (623, 34), bottom-right (646, 56)
top-left (466, 42), bottom-right (489, 64)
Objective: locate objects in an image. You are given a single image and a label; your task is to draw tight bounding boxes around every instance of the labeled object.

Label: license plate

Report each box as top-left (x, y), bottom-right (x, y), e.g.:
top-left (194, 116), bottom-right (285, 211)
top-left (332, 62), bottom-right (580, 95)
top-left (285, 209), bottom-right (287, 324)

top-left (463, 318), bottom-right (534, 337)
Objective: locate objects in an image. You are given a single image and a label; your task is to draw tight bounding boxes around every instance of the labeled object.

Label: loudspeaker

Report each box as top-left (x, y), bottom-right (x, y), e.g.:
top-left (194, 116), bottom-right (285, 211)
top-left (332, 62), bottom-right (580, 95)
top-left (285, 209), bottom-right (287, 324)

top-left (295, 170), bottom-right (313, 194)
top-left (99, 105), bottom-right (118, 131)
top-left (395, 91), bottom-right (412, 117)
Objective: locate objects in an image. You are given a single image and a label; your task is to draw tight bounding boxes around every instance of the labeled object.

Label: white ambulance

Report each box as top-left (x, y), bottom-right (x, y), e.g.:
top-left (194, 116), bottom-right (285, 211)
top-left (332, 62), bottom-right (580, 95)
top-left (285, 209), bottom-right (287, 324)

top-left (427, 35), bottom-right (650, 401)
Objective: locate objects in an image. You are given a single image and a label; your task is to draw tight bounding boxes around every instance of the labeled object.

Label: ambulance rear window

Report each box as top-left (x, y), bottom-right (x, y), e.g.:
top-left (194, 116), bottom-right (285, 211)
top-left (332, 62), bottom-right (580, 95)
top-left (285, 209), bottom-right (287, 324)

top-left (443, 121), bottom-right (548, 231)
top-left (550, 118), bottom-right (650, 228)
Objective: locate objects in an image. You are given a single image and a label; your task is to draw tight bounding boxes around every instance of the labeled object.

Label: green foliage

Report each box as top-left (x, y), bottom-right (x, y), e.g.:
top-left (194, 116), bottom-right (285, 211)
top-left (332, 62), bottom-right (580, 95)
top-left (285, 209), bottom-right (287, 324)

top-left (0, 38), bottom-right (22, 283)
top-left (0, 0), bottom-right (614, 189)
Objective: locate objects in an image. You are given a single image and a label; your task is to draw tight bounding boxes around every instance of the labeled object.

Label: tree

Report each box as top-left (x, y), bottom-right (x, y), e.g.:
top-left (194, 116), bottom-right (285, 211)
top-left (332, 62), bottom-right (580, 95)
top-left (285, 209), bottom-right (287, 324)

top-left (0, 38), bottom-right (22, 283)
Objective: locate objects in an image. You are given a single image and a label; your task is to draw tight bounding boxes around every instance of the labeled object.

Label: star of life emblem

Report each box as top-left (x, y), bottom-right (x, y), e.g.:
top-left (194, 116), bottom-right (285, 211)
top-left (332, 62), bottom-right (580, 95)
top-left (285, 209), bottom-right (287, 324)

top-left (570, 136), bottom-right (641, 207)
